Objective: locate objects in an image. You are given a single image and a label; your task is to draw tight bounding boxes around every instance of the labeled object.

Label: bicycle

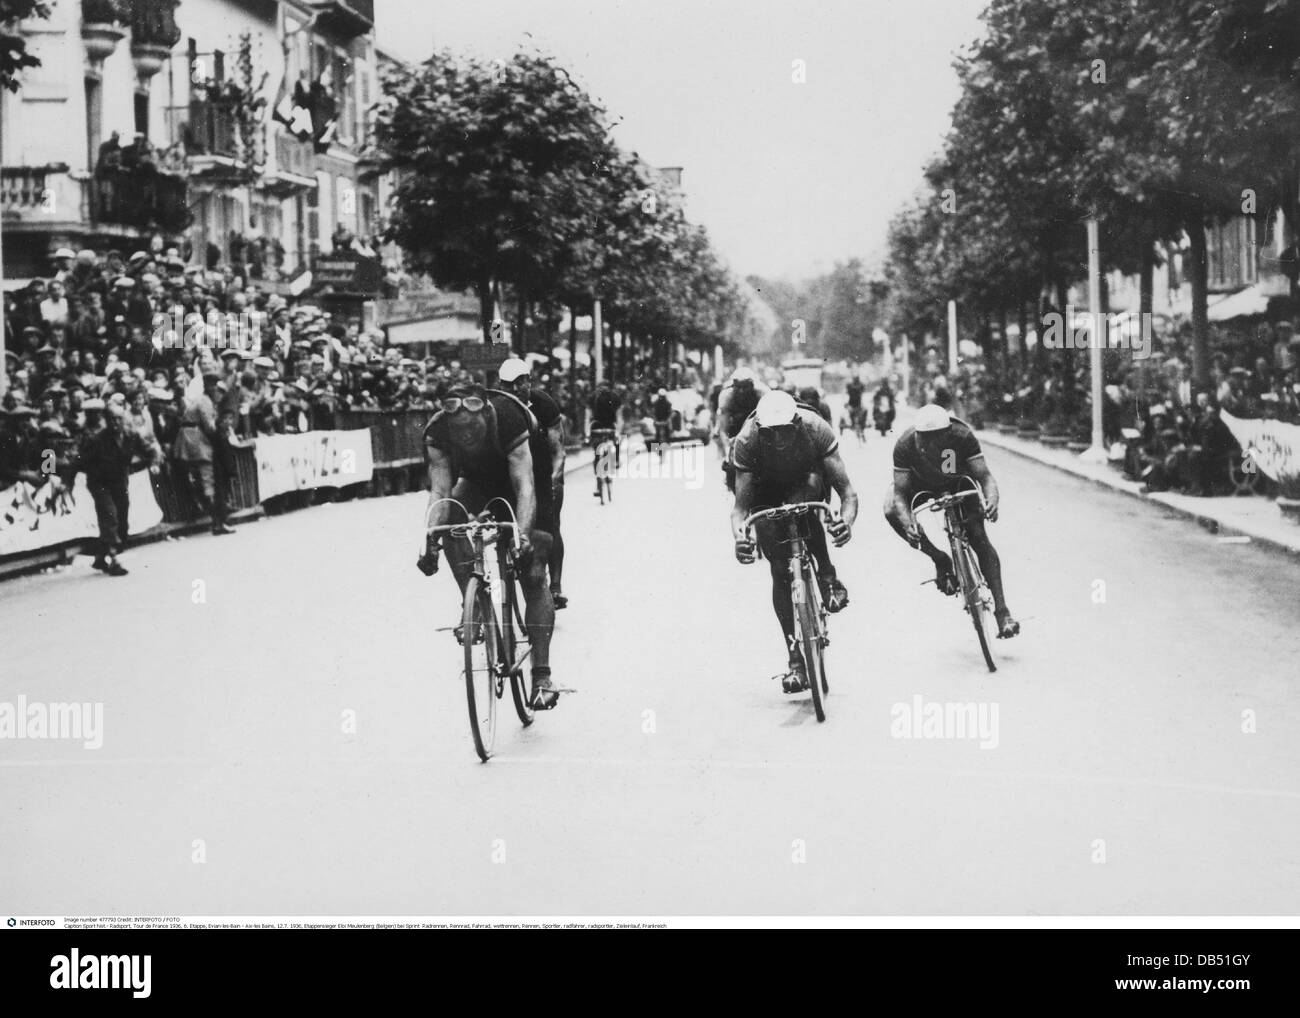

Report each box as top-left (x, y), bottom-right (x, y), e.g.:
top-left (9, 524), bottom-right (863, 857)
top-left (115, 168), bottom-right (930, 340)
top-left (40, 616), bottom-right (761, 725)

top-left (741, 501), bottom-right (838, 723)
top-left (911, 483), bottom-right (997, 673)
top-left (590, 427), bottom-right (618, 505)
top-left (428, 498), bottom-right (534, 761)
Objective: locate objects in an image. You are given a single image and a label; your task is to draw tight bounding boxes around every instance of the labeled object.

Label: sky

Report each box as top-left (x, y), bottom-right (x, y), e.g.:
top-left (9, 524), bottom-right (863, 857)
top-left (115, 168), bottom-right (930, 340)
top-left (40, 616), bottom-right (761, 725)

top-left (374, 0), bottom-right (989, 283)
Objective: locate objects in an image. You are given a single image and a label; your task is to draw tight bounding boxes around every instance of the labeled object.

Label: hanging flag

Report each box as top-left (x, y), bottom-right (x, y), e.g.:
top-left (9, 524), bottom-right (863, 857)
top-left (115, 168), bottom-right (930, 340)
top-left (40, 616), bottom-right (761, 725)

top-left (289, 81), bottom-right (314, 139)
top-left (309, 78), bottom-right (337, 153)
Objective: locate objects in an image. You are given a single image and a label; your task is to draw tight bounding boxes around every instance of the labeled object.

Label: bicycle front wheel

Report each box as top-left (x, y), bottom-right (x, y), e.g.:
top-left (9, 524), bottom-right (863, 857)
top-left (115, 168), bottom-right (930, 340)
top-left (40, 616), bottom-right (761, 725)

top-left (463, 576), bottom-right (501, 761)
top-left (954, 542), bottom-right (996, 673)
top-left (795, 561), bottom-right (827, 722)
top-left (504, 581), bottom-right (534, 727)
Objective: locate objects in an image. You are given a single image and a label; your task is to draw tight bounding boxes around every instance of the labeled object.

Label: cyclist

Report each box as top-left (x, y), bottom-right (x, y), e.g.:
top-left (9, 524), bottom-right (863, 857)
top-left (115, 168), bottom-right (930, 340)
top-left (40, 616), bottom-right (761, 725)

top-left (589, 377), bottom-right (622, 483)
top-left (416, 380), bottom-right (562, 710)
top-left (873, 378), bottom-right (897, 433)
top-left (716, 366), bottom-right (768, 489)
top-left (732, 390), bottom-right (858, 693)
top-left (798, 385), bottom-right (833, 425)
top-left (883, 403), bottom-right (1019, 639)
top-left (651, 388), bottom-right (673, 450)
top-left (846, 375), bottom-right (866, 434)
top-left (498, 357), bottom-right (569, 610)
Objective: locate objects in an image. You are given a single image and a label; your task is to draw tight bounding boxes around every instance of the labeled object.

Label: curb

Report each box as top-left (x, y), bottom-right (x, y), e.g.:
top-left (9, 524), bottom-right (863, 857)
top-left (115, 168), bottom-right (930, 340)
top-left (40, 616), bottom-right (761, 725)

top-left (977, 430), bottom-right (1300, 561)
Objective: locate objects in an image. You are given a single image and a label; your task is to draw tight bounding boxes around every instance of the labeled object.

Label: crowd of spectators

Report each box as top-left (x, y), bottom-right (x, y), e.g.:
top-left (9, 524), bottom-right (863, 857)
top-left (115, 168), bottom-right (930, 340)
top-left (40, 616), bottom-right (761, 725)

top-left (917, 313), bottom-right (1300, 498)
top-left (1, 244), bottom-right (707, 504)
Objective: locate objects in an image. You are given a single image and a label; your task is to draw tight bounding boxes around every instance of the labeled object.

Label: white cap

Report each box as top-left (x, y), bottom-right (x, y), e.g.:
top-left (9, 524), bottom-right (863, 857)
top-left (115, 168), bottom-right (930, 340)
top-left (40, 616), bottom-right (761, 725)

top-left (730, 366), bottom-right (755, 383)
top-left (914, 404), bottom-right (951, 432)
top-left (498, 357), bottom-right (530, 383)
top-left (755, 389), bottom-right (798, 427)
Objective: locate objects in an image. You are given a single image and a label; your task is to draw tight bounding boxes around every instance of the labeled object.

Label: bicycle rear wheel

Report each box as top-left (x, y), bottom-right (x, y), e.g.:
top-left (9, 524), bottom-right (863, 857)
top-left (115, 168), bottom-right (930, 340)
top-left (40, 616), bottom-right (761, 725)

top-left (954, 541), bottom-right (996, 673)
top-left (463, 576), bottom-right (501, 761)
top-left (504, 580), bottom-right (534, 726)
top-left (795, 560), bottom-right (827, 722)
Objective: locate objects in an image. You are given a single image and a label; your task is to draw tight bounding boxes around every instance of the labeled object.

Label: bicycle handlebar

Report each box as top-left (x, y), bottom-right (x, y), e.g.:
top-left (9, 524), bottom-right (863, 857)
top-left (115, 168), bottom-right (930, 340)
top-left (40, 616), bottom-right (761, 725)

top-left (911, 489), bottom-right (984, 514)
top-left (742, 501), bottom-right (838, 535)
top-left (429, 519), bottom-right (518, 541)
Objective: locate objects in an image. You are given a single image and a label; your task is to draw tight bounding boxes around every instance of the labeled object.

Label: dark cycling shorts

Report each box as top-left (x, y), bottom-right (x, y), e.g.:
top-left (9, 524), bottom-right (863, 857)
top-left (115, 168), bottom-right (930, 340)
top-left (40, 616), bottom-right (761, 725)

top-left (450, 477), bottom-right (555, 543)
top-left (749, 472), bottom-right (826, 564)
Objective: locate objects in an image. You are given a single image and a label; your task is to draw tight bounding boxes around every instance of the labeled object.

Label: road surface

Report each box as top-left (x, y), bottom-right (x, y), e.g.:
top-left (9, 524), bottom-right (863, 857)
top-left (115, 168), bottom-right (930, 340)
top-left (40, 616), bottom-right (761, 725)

top-left (4, 412), bottom-right (1299, 915)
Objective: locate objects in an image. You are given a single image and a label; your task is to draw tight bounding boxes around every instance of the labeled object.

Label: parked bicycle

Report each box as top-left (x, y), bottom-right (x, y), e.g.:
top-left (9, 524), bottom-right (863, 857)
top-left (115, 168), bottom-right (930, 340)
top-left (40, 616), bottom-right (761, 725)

top-left (742, 501), bottom-right (838, 722)
top-left (428, 497), bottom-right (534, 761)
top-left (911, 484), bottom-right (997, 672)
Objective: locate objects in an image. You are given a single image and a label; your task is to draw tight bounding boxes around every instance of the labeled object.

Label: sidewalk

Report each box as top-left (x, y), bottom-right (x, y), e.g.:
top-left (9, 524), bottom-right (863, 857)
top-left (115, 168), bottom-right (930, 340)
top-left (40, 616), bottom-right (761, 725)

top-left (976, 427), bottom-right (1300, 558)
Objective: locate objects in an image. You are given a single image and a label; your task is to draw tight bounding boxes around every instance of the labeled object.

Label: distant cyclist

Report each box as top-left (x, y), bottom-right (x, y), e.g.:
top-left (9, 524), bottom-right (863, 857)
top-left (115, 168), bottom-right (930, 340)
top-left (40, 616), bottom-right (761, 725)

top-left (846, 376), bottom-right (866, 433)
top-left (499, 357), bottom-right (569, 610)
top-left (732, 390), bottom-right (858, 692)
top-left (883, 403), bottom-right (1019, 639)
top-left (716, 367), bottom-right (768, 489)
top-left (417, 380), bottom-right (562, 709)
top-left (798, 385), bottom-right (833, 425)
top-left (589, 378), bottom-right (622, 481)
top-left (651, 388), bottom-right (673, 449)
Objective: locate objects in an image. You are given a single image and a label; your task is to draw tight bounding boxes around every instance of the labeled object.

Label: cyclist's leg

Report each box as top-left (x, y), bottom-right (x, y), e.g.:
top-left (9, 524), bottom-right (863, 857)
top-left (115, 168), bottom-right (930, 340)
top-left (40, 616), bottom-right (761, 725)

top-left (754, 515), bottom-right (799, 667)
top-left (964, 512), bottom-right (1015, 629)
top-left (548, 481), bottom-right (565, 604)
top-left (883, 482), bottom-right (956, 588)
top-left (442, 480), bottom-right (481, 594)
top-left (520, 527), bottom-right (557, 701)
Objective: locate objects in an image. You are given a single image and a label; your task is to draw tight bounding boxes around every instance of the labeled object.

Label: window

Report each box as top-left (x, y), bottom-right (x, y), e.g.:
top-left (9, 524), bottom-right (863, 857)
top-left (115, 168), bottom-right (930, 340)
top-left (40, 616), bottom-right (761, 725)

top-left (334, 50), bottom-right (355, 145)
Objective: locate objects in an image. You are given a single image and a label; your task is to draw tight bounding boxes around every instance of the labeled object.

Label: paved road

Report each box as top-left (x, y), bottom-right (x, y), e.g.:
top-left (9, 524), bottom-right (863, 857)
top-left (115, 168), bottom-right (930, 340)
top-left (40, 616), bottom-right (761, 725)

top-left (4, 413), bottom-right (1299, 915)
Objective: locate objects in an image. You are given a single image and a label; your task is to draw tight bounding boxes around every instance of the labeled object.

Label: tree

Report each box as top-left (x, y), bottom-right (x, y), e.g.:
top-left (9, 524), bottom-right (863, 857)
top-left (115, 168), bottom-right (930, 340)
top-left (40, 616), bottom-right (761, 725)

top-left (374, 50), bottom-right (615, 340)
top-left (1, 0), bottom-right (50, 92)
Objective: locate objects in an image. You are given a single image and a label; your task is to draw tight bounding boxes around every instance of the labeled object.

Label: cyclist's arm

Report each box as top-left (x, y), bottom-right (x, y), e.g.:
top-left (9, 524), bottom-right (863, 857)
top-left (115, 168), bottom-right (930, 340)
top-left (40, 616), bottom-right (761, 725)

top-left (730, 468), bottom-right (757, 541)
top-left (890, 467), bottom-right (917, 529)
top-left (822, 450), bottom-right (858, 528)
top-left (424, 445), bottom-right (455, 538)
top-left (547, 420), bottom-right (566, 485)
top-left (966, 456), bottom-right (999, 515)
top-left (507, 441), bottom-right (537, 537)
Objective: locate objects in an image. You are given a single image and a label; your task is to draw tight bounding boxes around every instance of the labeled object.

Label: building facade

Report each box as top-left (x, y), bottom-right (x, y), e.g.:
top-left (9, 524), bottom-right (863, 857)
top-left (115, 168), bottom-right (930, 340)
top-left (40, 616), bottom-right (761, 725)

top-left (1, 0), bottom-right (380, 294)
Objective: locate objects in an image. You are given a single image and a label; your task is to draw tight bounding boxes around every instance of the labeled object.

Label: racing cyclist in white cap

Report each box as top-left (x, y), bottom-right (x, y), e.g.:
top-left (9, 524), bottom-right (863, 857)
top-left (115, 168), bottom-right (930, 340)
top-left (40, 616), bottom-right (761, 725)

top-left (731, 389), bottom-right (857, 692)
top-left (884, 403), bottom-right (1019, 638)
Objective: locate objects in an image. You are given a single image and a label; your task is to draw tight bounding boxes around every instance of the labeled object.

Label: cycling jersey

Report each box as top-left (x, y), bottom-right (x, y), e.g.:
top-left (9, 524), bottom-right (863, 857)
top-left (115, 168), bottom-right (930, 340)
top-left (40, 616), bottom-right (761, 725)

top-left (424, 392), bottom-right (554, 531)
top-left (591, 389), bottom-right (621, 430)
top-left (846, 382), bottom-right (865, 409)
top-left (732, 407), bottom-right (838, 487)
top-left (891, 416), bottom-right (984, 492)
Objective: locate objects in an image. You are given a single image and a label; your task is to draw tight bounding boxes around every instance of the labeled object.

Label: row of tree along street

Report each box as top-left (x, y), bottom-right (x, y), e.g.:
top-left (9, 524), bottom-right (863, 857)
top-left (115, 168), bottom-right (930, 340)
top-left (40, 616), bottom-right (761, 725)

top-left (373, 50), bottom-right (755, 375)
top-left (882, 0), bottom-right (1300, 391)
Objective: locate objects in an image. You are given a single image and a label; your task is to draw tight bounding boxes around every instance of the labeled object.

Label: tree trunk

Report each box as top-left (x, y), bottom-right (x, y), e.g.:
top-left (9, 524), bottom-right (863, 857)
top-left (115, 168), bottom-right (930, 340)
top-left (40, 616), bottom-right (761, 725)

top-left (568, 305), bottom-right (578, 422)
top-left (478, 280), bottom-right (493, 344)
top-left (1138, 235), bottom-right (1155, 405)
top-left (1017, 298), bottom-right (1029, 377)
top-left (517, 290), bottom-right (528, 353)
top-left (1186, 213), bottom-right (1210, 392)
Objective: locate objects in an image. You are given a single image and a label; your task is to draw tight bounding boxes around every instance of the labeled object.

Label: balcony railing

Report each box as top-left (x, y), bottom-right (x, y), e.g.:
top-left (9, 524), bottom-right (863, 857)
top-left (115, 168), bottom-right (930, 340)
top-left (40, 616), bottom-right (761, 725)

top-left (311, 0), bottom-right (374, 37)
top-left (91, 166), bottom-right (190, 232)
top-left (0, 165), bottom-right (56, 211)
top-left (184, 101), bottom-right (240, 160)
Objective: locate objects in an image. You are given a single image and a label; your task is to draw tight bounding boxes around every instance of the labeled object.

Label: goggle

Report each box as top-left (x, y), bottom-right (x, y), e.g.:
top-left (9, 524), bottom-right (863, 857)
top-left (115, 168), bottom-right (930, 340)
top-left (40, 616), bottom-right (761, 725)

top-left (440, 396), bottom-right (485, 414)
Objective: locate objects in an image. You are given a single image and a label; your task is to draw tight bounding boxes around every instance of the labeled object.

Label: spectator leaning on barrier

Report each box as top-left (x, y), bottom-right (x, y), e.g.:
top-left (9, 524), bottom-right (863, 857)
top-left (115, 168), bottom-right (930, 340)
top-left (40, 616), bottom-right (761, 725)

top-left (171, 366), bottom-right (235, 537)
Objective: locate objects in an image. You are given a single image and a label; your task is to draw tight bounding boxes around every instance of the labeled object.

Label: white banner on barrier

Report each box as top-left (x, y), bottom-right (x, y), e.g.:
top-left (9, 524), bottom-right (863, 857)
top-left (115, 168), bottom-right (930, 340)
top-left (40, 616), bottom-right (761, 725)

top-left (1221, 411), bottom-right (1300, 487)
top-left (254, 430), bottom-right (376, 501)
top-left (0, 471), bottom-right (164, 557)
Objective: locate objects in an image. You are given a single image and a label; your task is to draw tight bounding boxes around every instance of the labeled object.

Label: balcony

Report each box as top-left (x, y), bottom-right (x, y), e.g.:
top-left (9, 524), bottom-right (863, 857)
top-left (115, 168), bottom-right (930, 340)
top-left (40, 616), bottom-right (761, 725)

top-left (263, 132), bottom-right (318, 198)
top-left (1, 165), bottom-right (84, 232)
top-left (170, 102), bottom-right (254, 182)
top-left (310, 0), bottom-right (374, 38)
top-left (91, 167), bottom-right (190, 232)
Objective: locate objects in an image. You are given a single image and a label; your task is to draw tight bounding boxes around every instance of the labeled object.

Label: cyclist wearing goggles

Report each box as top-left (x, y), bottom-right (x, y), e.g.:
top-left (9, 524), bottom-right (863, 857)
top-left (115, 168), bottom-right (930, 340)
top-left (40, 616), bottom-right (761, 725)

top-left (418, 381), bottom-right (561, 709)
